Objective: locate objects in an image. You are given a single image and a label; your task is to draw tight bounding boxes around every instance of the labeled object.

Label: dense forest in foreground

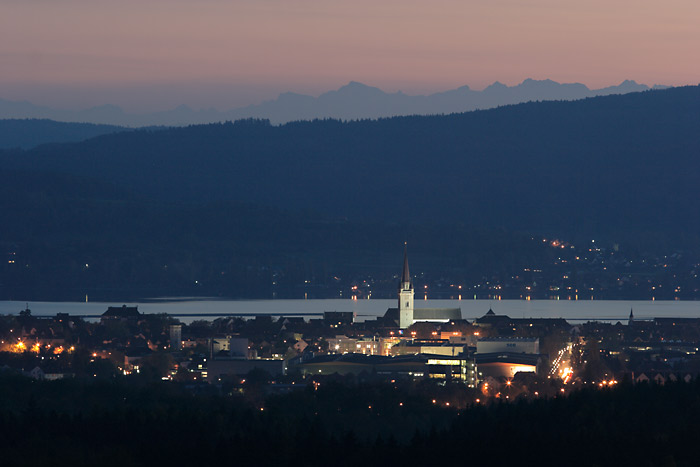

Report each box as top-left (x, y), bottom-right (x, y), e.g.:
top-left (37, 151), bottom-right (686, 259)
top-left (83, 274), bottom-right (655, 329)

top-left (1, 373), bottom-right (699, 466)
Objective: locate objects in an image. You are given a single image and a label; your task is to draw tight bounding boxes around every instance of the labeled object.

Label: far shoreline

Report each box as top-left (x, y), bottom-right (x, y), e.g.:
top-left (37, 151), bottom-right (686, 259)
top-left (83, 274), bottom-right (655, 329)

top-left (1, 298), bottom-right (699, 324)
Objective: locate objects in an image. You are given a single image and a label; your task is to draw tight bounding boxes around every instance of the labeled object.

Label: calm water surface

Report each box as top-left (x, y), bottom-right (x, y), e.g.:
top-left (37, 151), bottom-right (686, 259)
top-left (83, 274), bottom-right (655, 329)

top-left (1, 298), bottom-right (699, 323)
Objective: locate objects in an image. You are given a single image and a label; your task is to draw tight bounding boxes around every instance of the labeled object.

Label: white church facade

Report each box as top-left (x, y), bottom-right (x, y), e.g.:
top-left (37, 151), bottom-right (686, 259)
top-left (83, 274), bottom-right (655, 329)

top-left (383, 245), bottom-right (462, 329)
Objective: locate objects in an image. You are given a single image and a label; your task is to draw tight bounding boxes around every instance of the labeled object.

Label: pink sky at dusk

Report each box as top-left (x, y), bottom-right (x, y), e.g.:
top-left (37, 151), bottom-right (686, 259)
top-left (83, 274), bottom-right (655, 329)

top-left (1, 0), bottom-right (699, 111)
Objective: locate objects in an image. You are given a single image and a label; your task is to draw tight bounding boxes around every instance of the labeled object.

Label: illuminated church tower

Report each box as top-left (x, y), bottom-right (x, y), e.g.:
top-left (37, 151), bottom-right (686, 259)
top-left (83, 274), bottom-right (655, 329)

top-left (398, 244), bottom-right (414, 329)
top-left (383, 244), bottom-right (461, 328)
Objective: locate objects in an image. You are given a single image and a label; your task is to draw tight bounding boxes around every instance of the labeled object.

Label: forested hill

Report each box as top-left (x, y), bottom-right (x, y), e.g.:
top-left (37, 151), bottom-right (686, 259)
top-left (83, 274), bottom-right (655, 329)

top-left (3, 86), bottom-right (700, 242)
top-left (0, 119), bottom-right (126, 149)
top-left (0, 167), bottom-right (562, 300)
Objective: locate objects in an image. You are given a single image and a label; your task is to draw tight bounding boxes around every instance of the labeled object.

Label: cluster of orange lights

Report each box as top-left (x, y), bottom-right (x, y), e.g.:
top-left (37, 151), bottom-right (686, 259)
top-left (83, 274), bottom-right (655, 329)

top-left (599, 380), bottom-right (618, 387)
top-left (7, 340), bottom-right (75, 354)
top-left (560, 367), bottom-right (573, 384)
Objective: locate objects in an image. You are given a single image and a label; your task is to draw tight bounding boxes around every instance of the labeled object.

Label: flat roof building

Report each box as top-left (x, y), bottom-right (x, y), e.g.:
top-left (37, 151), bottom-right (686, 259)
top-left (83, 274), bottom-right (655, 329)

top-left (477, 337), bottom-right (540, 355)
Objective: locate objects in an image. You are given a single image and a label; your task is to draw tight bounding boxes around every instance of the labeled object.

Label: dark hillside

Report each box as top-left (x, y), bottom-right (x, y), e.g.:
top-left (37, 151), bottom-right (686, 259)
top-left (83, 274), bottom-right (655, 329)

top-left (1, 88), bottom-right (699, 300)
top-left (0, 168), bottom-right (559, 301)
top-left (0, 119), bottom-right (126, 149)
top-left (2, 87), bottom-right (699, 242)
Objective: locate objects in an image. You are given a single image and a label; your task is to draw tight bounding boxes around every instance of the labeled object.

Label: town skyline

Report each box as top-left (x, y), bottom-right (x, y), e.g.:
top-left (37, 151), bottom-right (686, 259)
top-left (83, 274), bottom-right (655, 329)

top-left (3, 1), bottom-right (700, 464)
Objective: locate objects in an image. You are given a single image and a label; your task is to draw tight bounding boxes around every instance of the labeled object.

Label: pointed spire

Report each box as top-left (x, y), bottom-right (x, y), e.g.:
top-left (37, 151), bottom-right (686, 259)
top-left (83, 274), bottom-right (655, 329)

top-left (629, 308), bottom-right (634, 321)
top-left (401, 242), bottom-right (411, 286)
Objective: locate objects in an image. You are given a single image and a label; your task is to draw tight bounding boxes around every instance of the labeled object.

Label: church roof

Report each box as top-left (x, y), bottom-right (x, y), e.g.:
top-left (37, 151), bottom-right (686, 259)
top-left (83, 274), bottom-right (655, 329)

top-left (476, 312), bottom-right (512, 324)
top-left (414, 308), bottom-right (462, 320)
top-left (384, 307), bottom-right (399, 322)
top-left (102, 305), bottom-right (140, 318)
top-left (383, 307), bottom-right (462, 323)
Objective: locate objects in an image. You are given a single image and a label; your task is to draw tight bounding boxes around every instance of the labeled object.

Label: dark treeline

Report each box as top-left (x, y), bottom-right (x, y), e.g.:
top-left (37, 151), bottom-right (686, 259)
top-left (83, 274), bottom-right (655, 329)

top-left (2, 373), bottom-right (700, 466)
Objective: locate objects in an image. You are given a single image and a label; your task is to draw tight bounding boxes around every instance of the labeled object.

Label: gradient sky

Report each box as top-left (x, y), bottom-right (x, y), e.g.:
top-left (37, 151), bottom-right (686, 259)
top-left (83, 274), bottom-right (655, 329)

top-left (2, 0), bottom-right (699, 111)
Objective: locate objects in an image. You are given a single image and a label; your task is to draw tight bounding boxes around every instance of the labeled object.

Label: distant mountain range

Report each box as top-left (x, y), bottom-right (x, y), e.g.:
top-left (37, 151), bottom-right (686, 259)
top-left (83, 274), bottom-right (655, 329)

top-left (0, 79), bottom-right (669, 127)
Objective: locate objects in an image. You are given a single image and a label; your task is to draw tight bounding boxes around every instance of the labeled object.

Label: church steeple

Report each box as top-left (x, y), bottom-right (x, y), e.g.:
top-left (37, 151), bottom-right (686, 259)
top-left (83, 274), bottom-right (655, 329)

top-left (401, 242), bottom-right (411, 287)
top-left (398, 243), bottom-right (414, 329)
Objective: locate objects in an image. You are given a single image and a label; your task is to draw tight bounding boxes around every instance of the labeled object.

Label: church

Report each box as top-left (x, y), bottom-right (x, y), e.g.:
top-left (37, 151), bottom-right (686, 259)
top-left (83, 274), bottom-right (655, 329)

top-left (383, 245), bottom-right (462, 329)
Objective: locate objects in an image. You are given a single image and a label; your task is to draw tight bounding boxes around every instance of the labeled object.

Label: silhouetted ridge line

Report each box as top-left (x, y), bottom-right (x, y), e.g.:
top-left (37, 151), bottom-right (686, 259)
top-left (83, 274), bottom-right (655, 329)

top-left (0, 78), bottom-right (669, 126)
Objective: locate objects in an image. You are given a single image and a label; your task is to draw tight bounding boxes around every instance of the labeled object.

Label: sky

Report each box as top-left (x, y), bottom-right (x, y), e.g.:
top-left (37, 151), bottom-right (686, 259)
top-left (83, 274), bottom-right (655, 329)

top-left (1, 0), bottom-right (699, 111)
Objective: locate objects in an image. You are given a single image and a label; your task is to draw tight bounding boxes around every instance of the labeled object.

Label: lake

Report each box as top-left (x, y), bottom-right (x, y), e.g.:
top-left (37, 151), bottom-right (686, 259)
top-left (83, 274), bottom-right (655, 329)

top-left (2, 298), bottom-right (699, 323)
